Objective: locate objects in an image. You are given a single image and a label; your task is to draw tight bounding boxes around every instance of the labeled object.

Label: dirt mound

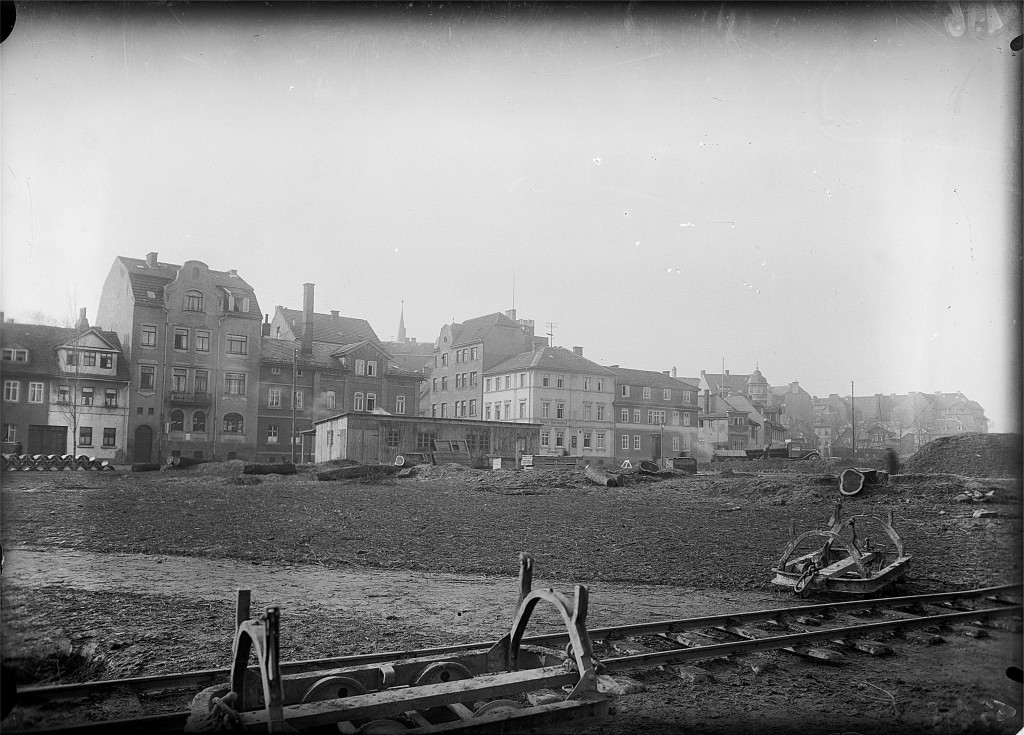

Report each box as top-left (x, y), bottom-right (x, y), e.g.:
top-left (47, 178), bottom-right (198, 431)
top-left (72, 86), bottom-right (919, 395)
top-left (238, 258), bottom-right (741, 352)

top-left (183, 459), bottom-right (247, 476)
top-left (902, 433), bottom-right (1022, 478)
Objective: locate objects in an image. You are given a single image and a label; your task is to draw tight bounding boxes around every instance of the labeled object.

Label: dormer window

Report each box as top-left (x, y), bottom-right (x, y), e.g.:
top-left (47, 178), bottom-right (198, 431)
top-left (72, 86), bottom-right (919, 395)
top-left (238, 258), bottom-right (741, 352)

top-left (185, 290), bottom-right (204, 312)
top-left (1, 348), bottom-right (28, 362)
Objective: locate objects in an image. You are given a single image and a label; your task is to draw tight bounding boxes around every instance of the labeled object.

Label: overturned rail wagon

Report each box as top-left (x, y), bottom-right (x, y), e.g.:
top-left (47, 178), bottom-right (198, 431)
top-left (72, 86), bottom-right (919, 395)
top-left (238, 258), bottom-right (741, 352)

top-left (772, 503), bottom-right (911, 595)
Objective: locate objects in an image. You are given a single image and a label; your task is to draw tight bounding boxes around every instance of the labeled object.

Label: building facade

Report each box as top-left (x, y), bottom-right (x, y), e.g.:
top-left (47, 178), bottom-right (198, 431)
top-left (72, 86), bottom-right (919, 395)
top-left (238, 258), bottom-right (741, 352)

top-left (608, 366), bottom-right (700, 467)
top-left (96, 253), bottom-right (263, 463)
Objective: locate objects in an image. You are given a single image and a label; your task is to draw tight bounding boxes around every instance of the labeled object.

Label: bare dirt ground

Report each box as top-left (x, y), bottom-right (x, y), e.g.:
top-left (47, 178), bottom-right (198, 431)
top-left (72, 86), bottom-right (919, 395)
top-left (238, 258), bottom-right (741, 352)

top-left (1, 434), bottom-right (1021, 734)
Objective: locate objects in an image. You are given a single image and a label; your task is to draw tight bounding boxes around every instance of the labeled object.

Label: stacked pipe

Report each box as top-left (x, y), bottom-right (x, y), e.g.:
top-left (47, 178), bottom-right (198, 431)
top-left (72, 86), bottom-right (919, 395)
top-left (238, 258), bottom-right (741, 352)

top-left (0, 454), bottom-right (114, 471)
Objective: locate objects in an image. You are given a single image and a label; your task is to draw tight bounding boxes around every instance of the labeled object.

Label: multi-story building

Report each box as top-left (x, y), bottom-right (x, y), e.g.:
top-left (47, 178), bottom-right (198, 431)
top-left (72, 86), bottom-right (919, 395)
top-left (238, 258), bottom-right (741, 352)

top-left (608, 366), bottom-right (700, 466)
top-left (1, 310), bottom-right (130, 459)
top-left (423, 309), bottom-right (546, 419)
top-left (484, 345), bottom-right (616, 463)
top-left (96, 252), bottom-right (263, 463)
top-left (257, 284), bottom-right (423, 463)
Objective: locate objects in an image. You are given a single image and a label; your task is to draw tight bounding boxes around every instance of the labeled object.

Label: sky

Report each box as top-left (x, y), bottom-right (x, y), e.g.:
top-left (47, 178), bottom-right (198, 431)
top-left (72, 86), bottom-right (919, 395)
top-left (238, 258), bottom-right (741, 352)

top-left (2, 2), bottom-right (1021, 431)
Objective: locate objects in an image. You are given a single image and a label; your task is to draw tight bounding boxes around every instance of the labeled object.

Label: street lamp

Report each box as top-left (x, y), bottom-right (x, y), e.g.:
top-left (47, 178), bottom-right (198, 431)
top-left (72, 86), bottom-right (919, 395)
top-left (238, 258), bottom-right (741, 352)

top-left (291, 347), bottom-right (298, 464)
top-left (660, 423), bottom-right (665, 467)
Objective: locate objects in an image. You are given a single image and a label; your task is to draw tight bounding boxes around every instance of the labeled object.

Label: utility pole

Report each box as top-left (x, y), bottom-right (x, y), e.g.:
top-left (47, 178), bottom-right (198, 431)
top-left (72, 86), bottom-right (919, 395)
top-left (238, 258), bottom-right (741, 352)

top-left (850, 380), bottom-right (855, 463)
top-left (291, 347), bottom-right (298, 464)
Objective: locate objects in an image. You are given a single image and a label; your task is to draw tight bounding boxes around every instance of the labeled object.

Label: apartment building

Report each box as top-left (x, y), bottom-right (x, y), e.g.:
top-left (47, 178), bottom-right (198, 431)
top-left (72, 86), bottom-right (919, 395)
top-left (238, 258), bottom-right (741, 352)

top-left (608, 366), bottom-right (699, 466)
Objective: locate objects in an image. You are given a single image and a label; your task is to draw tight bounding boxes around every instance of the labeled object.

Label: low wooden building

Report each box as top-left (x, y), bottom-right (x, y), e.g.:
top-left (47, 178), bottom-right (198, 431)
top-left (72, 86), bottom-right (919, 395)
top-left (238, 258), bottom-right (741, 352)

top-left (312, 413), bottom-right (541, 467)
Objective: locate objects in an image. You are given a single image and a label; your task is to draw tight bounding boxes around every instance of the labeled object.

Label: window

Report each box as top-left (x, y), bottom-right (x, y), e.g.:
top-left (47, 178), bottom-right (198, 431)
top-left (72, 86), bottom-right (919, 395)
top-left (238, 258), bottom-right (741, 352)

top-left (505, 375), bottom-right (511, 390)
top-left (81, 387), bottom-right (94, 406)
top-left (673, 436), bottom-right (680, 452)
top-left (584, 377), bottom-right (592, 390)
top-left (470, 347), bottom-right (478, 360)
top-left (597, 378), bottom-right (604, 391)
top-left (441, 353), bottom-right (448, 367)
top-left (672, 410), bottom-right (680, 426)
top-left (650, 410), bottom-right (666, 425)
top-left (267, 425), bottom-right (279, 444)
top-left (432, 378), bottom-right (438, 392)
top-left (172, 368), bottom-right (188, 392)
top-left (65, 349), bottom-right (78, 365)
top-left (104, 389), bottom-right (118, 407)
top-left (556, 374), bottom-right (564, 388)
top-left (79, 426), bottom-right (93, 446)
top-left (634, 435), bottom-right (641, 450)
top-left (597, 404), bottom-right (605, 421)
top-left (484, 404), bottom-right (491, 420)
top-left (185, 290), bottom-right (204, 312)
top-left (1, 348), bottom-right (27, 361)
top-left (196, 331), bottom-right (210, 352)
top-left (170, 410), bottom-right (184, 431)
top-left (83, 351), bottom-right (96, 367)
top-left (58, 386), bottom-right (70, 403)
top-left (141, 325), bottom-right (157, 347)
top-left (226, 335), bottom-right (248, 355)
top-left (140, 365), bottom-right (155, 390)
top-left (174, 328), bottom-right (189, 350)
top-left (541, 430), bottom-right (550, 446)
top-left (441, 376), bottom-right (448, 390)
top-left (366, 394), bottom-right (376, 411)
top-left (633, 409), bottom-right (640, 423)
top-left (194, 370), bottom-right (209, 394)
top-left (396, 395), bottom-right (407, 414)
top-left (385, 428), bottom-right (400, 448)
top-left (268, 388), bottom-right (281, 408)
top-left (271, 367), bottom-right (281, 375)
top-left (519, 401), bottom-right (526, 418)
top-left (326, 390), bottom-right (337, 410)
top-left (684, 438), bottom-right (691, 452)
top-left (663, 388), bottom-right (672, 401)
top-left (643, 387), bottom-right (651, 399)
top-left (2, 425), bottom-right (16, 442)
top-left (542, 402), bottom-right (550, 418)
top-left (493, 403), bottom-right (499, 420)
top-left (103, 428), bottom-right (116, 447)
top-left (327, 430), bottom-right (333, 445)
top-left (455, 374), bottom-right (462, 389)
top-left (223, 413), bottom-right (244, 433)
top-left (583, 432), bottom-right (592, 449)
top-left (571, 434), bottom-right (578, 449)
top-left (683, 412), bottom-right (692, 427)
top-left (556, 403), bottom-right (565, 419)
top-left (584, 404), bottom-right (592, 420)
top-left (683, 391), bottom-right (692, 403)
top-left (621, 408), bottom-right (629, 422)
top-left (469, 371), bottom-right (478, 386)
top-left (484, 378), bottom-right (491, 392)
top-left (28, 382), bottom-right (44, 403)
top-left (597, 432), bottom-right (605, 450)
top-left (519, 373), bottom-right (526, 387)
top-left (225, 372), bottom-right (246, 395)
top-left (100, 354), bottom-right (113, 369)
top-left (621, 434), bottom-right (629, 450)
top-left (367, 361), bottom-right (377, 376)
top-left (555, 432), bottom-right (563, 447)
top-left (479, 433), bottom-right (490, 453)
top-left (440, 403), bottom-right (447, 418)
top-left (543, 374), bottom-right (550, 387)
top-left (468, 399), bottom-right (476, 416)
top-left (416, 431), bottom-right (437, 450)
top-left (503, 401), bottom-right (511, 419)
top-left (354, 393), bottom-right (365, 411)
top-left (193, 411), bottom-right (207, 432)
top-left (293, 391), bottom-right (304, 410)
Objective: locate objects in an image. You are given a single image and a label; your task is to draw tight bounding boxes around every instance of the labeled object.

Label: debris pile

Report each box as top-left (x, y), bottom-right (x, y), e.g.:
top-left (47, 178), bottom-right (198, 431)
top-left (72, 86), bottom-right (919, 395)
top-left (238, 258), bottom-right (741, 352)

top-left (902, 433), bottom-right (1022, 478)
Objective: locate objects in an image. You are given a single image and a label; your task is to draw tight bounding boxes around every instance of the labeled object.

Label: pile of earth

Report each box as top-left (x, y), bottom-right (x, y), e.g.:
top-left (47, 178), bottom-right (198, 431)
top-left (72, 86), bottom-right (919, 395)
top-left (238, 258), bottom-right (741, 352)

top-left (902, 432), bottom-right (1022, 478)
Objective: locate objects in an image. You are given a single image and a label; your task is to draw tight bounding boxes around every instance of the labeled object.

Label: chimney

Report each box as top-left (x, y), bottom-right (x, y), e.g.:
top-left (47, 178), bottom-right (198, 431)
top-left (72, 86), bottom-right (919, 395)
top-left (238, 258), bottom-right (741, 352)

top-left (572, 346), bottom-right (583, 357)
top-left (76, 307), bottom-right (90, 331)
top-left (505, 308), bottom-right (517, 321)
top-left (672, 367), bottom-right (677, 378)
top-left (261, 314), bottom-right (271, 337)
top-left (662, 371), bottom-right (670, 376)
top-left (228, 269), bottom-right (238, 276)
top-left (331, 310), bottom-right (339, 319)
top-left (302, 283), bottom-right (314, 356)
top-left (146, 252), bottom-right (158, 267)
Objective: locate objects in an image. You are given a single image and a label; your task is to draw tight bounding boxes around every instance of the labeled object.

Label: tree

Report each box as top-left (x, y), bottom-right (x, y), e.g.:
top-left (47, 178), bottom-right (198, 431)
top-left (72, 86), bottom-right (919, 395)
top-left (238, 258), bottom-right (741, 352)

top-left (52, 311), bottom-right (89, 458)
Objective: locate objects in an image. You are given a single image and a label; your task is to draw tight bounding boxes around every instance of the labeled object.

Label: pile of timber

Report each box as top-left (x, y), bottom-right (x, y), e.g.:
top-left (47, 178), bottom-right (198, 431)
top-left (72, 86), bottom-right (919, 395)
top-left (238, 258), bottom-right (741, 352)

top-left (317, 464), bottom-right (401, 481)
top-left (165, 456), bottom-right (209, 469)
top-left (243, 462), bottom-right (296, 475)
top-left (584, 464), bottom-right (622, 487)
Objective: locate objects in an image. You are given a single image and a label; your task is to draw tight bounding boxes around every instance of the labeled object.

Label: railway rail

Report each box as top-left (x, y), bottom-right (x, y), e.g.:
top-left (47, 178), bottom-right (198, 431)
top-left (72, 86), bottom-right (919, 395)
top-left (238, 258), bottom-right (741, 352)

top-left (9, 556), bottom-right (1022, 735)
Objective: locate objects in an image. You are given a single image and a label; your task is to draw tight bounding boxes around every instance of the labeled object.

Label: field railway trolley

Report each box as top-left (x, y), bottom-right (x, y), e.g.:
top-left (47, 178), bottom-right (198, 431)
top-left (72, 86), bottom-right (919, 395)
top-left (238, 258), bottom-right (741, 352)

top-left (11, 555), bottom-right (1022, 735)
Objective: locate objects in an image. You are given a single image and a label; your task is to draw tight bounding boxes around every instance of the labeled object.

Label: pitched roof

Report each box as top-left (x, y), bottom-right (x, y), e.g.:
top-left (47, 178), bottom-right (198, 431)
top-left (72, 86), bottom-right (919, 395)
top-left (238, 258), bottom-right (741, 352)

top-left (260, 337), bottom-right (422, 379)
top-left (607, 366), bottom-right (698, 391)
top-left (277, 307), bottom-right (380, 345)
top-left (450, 312), bottom-right (521, 346)
top-left (1, 323), bottom-right (130, 381)
top-left (487, 346), bottom-right (615, 375)
top-left (117, 256), bottom-right (260, 315)
top-left (702, 372), bottom-right (750, 392)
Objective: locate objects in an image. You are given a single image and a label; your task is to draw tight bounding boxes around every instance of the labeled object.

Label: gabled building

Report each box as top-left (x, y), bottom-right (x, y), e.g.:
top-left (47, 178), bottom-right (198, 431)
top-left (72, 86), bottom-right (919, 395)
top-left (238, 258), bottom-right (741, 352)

top-left (484, 346), bottom-right (615, 463)
top-left (382, 304), bottom-right (434, 375)
top-left (423, 309), bottom-right (546, 419)
top-left (608, 366), bottom-right (699, 466)
top-left (1, 310), bottom-right (130, 459)
top-left (96, 253), bottom-right (263, 463)
top-left (257, 284), bottom-right (423, 463)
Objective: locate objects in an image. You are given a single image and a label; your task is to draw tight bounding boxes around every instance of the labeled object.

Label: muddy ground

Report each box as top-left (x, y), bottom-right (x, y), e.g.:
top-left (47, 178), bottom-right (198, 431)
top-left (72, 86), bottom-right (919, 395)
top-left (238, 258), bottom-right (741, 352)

top-left (0, 451), bottom-right (1021, 734)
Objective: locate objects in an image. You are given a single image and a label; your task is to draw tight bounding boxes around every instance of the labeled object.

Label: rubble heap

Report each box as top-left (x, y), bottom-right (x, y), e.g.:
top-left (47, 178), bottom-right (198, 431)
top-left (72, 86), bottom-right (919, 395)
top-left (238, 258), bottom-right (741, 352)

top-left (902, 433), bottom-right (1022, 478)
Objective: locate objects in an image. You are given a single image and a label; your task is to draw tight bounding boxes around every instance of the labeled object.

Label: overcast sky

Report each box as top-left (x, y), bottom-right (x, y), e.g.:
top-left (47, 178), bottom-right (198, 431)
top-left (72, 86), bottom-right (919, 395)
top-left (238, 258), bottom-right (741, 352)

top-left (2, 2), bottom-right (1020, 431)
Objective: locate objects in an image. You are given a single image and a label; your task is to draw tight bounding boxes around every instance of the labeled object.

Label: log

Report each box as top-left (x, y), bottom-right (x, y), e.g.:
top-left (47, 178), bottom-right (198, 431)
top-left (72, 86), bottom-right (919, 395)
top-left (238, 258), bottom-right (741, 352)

top-left (584, 465), bottom-right (621, 487)
top-left (131, 463), bottom-right (162, 472)
top-left (317, 464), bottom-right (401, 481)
top-left (243, 462), bottom-right (297, 475)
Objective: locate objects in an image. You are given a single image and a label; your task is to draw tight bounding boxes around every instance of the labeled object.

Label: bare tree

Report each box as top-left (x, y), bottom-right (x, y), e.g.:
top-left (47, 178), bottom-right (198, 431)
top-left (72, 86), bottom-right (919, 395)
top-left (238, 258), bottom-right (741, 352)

top-left (52, 312), bottom-right (89, 457)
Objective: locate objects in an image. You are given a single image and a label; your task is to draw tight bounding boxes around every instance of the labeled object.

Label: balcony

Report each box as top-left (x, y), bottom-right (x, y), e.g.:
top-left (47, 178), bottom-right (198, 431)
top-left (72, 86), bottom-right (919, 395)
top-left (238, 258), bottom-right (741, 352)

top-left (169, 391), bottom-right (212, 406)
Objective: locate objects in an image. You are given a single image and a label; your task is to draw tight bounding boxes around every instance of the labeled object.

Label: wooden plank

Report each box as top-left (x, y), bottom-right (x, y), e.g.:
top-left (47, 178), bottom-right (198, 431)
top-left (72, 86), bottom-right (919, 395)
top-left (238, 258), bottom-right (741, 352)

top-left (447, 703), bottom-right (475, 720)
top-left (815, 552), bottom-right (876, 579)
top-left (240, 667), bottom-right (579, 730)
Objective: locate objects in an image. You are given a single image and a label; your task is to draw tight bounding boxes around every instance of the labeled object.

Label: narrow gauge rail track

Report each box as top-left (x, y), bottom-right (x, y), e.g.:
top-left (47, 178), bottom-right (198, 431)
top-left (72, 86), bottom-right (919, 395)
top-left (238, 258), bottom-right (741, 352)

top-left (12, 582), bottom-right (1022, 734)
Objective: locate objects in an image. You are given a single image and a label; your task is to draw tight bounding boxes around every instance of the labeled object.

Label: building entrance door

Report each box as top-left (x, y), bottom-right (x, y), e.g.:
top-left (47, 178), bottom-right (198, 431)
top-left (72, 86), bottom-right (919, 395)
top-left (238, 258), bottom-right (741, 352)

top-left (134, 425), bottom-right (153, 463)
top-left (652, 434), bottom-right (662, 462)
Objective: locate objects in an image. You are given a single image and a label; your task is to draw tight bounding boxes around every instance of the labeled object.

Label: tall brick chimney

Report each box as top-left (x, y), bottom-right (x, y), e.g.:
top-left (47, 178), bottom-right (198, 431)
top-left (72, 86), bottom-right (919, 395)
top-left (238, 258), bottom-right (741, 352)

top-left (302, 283), bottom-right (314, 355)
top-left (76, 307), bottom-right (89, 331)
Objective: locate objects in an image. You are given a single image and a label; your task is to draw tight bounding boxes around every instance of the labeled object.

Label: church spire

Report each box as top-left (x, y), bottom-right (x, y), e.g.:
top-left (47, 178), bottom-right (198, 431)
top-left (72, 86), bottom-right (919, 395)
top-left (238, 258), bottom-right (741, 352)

top-left (397, 300), bottom-right (407, 343)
